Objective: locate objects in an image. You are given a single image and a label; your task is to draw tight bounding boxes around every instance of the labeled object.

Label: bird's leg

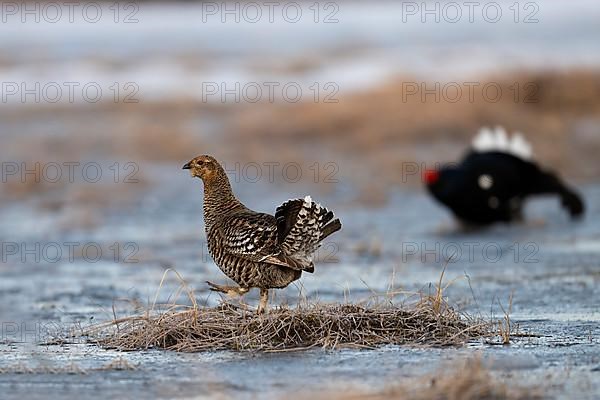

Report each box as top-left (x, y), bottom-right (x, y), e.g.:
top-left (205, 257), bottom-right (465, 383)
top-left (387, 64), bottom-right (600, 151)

top-left (206, 281), bottom-right (249, 297)
top-left (257, 288), bottom-right (269, 315)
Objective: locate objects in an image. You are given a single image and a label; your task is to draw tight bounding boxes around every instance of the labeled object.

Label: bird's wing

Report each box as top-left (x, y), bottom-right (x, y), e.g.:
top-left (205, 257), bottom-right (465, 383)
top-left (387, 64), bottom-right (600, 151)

top-left (215, 213), bottom-right (293, 268)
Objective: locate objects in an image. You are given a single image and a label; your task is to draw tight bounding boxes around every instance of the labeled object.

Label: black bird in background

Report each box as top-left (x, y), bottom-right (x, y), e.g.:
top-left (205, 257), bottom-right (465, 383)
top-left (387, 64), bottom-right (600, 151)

top-left (425, 127), bottom-right (585, 225)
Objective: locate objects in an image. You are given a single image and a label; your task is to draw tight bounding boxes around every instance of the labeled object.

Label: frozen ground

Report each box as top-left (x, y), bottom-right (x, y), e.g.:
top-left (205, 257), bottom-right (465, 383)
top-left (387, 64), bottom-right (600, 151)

top-left (1, 0), bottom-right (598, 398)
top-left (0, 169), bottom-right (598, 399)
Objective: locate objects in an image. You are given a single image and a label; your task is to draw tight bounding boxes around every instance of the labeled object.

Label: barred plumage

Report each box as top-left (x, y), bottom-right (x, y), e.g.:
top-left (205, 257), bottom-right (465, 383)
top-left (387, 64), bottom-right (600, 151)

top-left (183, 155), bottom-right (342, 313)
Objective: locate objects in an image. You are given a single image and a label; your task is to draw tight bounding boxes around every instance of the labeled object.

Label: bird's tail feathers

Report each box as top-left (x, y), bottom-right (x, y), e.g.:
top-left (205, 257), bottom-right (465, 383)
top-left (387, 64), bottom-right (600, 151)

top-left (472, 126), bottom-right (533, 160)
top-left (275, 196), bottom-right (342, 272)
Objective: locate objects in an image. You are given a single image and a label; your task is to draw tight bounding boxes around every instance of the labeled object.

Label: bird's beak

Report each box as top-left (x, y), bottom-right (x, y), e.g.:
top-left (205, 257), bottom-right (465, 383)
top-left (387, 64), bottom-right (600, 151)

top-left (182, 162), bottom-right (192, 170)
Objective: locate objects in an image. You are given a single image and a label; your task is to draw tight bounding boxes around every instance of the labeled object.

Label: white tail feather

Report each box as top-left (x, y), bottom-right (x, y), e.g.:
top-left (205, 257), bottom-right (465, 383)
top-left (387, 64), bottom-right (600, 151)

top-left (472, 126), bottom-right (533, 160)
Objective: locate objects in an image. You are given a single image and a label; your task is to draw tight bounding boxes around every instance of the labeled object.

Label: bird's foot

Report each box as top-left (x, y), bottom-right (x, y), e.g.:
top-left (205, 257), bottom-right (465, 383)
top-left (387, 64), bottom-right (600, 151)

top-left (257, 288), bottom-right (269, 315)
top-left (206, 281), bottom-right (249, 297)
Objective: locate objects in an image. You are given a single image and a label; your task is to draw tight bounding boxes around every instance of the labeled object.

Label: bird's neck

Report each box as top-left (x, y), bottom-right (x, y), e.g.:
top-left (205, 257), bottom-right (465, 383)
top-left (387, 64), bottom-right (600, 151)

top-left (202, 170), bottom-right (244, 230)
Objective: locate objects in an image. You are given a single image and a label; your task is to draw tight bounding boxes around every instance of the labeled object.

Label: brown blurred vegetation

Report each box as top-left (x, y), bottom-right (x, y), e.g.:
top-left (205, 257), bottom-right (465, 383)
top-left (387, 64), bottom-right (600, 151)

top-left (2, 69), bottom-right (599, 209)
top-left (232, 69), bottom-right (600, 184)
top-left (303, 357), bottom-right (543, 400)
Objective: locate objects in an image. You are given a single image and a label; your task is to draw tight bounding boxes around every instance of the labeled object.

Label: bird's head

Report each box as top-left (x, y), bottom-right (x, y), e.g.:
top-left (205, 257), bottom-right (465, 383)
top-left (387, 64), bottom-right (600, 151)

top-left (182, 155), bottom-right (221, 182)
top-left (424, 166), bottom-right (469, 207)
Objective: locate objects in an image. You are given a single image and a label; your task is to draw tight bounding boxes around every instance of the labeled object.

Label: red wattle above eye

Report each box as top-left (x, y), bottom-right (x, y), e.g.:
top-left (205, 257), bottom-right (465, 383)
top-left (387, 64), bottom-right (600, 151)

top-left (424, 169), bottom-right (440, 185)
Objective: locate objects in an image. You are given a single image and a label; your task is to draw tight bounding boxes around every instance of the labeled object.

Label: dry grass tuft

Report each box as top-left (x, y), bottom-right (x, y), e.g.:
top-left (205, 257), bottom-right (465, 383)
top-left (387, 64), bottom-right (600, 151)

top-left (307, 357), bottom-right (543, 400)
top-left (386, 358), bottom-right (542, 400)
top-left (497, 292), bottom-right (515, 345)
top-left (0, 357), bottom-right (135, 374)
top-left (0, 362), bottom-right (87, 375)
top-left (90, 300), bottom-right (487, 353)
top-left (85, 268), bottom-right (489, 353)
top-left (98, 356), bottom-right (137, 371)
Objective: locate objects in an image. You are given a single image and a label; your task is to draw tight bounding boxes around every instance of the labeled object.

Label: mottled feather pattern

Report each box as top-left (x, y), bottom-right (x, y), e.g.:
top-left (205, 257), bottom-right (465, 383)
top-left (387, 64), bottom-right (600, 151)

top-left (195, 157), bottom-right (341, 290)
top-left (219, 212), bottom-right (279, 261)
top-left (275, 199), bottom-right (303, 244)
top-left (276, 196), bottom-right (341, 272)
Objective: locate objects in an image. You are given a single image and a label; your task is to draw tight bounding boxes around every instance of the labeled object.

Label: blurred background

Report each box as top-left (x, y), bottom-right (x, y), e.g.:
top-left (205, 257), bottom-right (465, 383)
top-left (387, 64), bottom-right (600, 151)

top-left (0, 0), bottom-right (599, 397)
top-left (2, 0), bottom-right (600, 200)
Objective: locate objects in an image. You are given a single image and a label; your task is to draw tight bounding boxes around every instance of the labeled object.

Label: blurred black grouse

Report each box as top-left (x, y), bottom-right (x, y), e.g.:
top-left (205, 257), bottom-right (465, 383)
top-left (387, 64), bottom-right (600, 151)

top-left (425, 127), bottom-right (584, 225)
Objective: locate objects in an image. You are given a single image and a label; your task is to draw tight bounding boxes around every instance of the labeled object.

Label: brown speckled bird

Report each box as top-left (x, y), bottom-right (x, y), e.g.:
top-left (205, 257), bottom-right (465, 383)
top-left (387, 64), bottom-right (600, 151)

top-left (183, 155), bottom-right (342, 314)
